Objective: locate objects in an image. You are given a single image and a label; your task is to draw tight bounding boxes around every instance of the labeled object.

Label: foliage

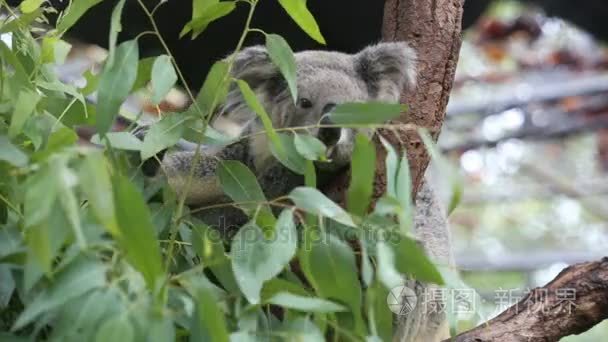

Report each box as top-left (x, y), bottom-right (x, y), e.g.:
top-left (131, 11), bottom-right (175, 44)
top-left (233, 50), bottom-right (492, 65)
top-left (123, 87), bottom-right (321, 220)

top-left (0, 0), bottom-right (463, 340)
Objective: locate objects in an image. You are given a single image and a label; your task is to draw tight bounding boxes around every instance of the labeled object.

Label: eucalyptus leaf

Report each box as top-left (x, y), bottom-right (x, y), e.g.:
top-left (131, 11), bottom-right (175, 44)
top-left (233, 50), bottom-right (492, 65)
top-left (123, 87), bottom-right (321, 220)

top-left (267, 292), bottom-right (346, 313)
top-left (151, 55), bottom-right (178, 105)
top-left (266, 34), bottom-right (298, 103)
top-left (277, 0), bottom-right (326, 44)
top-left (191, 286), bottom-right (230, 342)
top-left (180, 1), bottom-right (236, 39)
top-left (97, 40), bottom-right (139, 136)
top-left (141, 114), bottom-right (188, 160)
top-left (112, 173), bottom-right (164, 289)
top-left (328, 102), bottom-right (406, 125)
top-left (56, 0), bottom-right (103, 32)
top-left (347, 133), bottom-right (376, 217)
top-left (231, 211), bottom-right (297, 304)
top-left (0, 136), bottom-right (28, 167)
top-left (289, 187), bottom-right (355, 227)
top-left (294, 133), bottom-right (327, 161)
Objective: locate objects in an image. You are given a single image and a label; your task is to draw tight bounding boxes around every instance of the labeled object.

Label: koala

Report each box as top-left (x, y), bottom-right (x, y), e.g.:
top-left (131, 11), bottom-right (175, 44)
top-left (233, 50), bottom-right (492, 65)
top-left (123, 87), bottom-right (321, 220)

top-left (147, 42), bottom-right (452, 342)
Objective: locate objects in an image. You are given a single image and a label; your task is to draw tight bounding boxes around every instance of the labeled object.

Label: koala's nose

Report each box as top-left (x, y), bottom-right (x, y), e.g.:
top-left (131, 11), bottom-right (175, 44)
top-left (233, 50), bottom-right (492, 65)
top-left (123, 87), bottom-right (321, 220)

top-left (318, 116), bottom-right (340, 146)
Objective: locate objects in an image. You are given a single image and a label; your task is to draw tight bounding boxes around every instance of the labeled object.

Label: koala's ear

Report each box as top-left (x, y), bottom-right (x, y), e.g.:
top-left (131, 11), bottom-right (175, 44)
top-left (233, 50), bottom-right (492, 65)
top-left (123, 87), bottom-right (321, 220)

top-left (355, 42), bottom-right (417, 98)
top-left (230, 46), bottom-right (279, 88)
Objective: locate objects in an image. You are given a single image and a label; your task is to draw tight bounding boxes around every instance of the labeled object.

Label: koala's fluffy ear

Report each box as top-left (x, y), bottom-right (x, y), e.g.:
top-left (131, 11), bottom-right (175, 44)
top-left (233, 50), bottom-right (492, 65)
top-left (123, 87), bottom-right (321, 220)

top-left (230, 46), bottom-right (279, 88)
top-left (354, 42), bottom-right (417, 99)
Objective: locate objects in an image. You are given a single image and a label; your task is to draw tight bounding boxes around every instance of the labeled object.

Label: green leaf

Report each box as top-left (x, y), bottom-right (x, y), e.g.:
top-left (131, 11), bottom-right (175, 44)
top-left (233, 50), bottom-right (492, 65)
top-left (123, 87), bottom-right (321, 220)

top-left (131, 57), bottom-right (155, 91)
top-left (112, 173), bottom-right (164, 289)
top-left (95, 316), bottom-right (134, 342)
top-left (107, 0), bottom-right (127, 68)
top-left (347, 134), bottom-right (376, 216)
top-left (97, 39), bottom-right (139, 136)
top-left (189, 61), bottom-right (230, 117)
top-left (328, 102), bottom-right (406, 125)
top-left (80, 153), bottom-right (119, 236)
top-left (261, 278), bottom-right (311, 301)
top-left (191, 222), bottom-right (226, 266)
top-left (266, 34), bottom-right (298, 103)
top-left (218, 160), bottom-right (275, 229)
top-left (419, 128), bottom-right (463, 214)
top-left (277, 0), bottom-right (326, 44)
top-left (141, 114), bottom-right (188, 160)
top-left (300, 231), bottom-right (365, 334)
top-left (24, 166), bottom-right (58, 228)
top-left (55, 159), bottom-right (87, 248)
top-left (392, 234), bottom-right (444, 284)
top-left (379, 136), bottom-right (399, 199)
top-left (289, 187), bottom-right (355, 227)
top-left (236, 80), bottom-right (285, 158)
top-left (0, 136), bottom-right (28, 167)
top-left (41, 37), bottom-right (72, 64)
top-left (270, 133), bottom-right (307, 174)
top-left (365, 281), bottom-right (393, 342)
top-left (91, 132), bottom-right (143, 151)
top-left (180, 2), bottom-right (236, 39)
top-left (294, 133), bottom-right (327, 161)
top-left (376, 241), bottom-right (404, 289)
top-left (191, 286), bottom-right (229, 342)
top-left (267, 292), bottom-right (346, 313)
top-left (231, 211), bottom-right (297, 304)
top-left (20, 0), bottom-right (44, 13)
top-left (0, 265), bottom-right (15, 309)
top-left (13, 257), bottom-right (107, 330)
top-left (151, 55), bottom-right (178, 105)
top-left (56, 0), bottom-right (103, 32)
top-left (281, 318), bottom-right (325, 342)
top-left (9, 89), bottom-right (41, 139)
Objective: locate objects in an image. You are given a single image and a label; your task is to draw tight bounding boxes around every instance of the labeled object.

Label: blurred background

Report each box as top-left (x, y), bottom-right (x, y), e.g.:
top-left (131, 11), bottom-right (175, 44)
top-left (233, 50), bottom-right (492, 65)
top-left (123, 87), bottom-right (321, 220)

top-left (439, 1), bottom-right (608, 339)
top-left (3, 0), bottom-right (607, 339)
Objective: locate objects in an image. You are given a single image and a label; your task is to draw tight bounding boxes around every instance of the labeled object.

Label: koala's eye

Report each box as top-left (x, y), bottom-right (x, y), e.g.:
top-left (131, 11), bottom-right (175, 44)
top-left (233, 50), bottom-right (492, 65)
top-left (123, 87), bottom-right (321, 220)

top-left (298, 98), bottom-right (313, 109)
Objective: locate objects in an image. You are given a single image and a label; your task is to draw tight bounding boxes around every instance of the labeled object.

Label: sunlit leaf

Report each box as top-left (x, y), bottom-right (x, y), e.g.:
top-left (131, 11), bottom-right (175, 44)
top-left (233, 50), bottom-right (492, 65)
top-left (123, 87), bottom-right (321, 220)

top-left (328, 102), bottom-right (406, 125)
top-left (270, 133), bottom-right (307, 175)
top-left (347, 133), bottom-right (376, 217)
top-left (392, 233), bottom-right (444, 285)
top-left (20, 0), bottom-right (44, 13)
top-left (289, 187), bottom-right (355, 227)
top-left (379, 136), bottom-right (399, 199)
top-left (266, 33), bottom-right (298, 103)
top-left (97, 40), bottom-right (139, 136)
top-left (151, 55), bottom-right (178, 105)
top-left (277, 0), bottom-right (326, 44)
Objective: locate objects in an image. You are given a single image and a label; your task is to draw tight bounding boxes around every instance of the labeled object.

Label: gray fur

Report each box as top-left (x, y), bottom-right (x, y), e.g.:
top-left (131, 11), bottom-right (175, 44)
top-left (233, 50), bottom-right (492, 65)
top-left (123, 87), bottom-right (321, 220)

top-left (156, 42), bottom-right (451, 341)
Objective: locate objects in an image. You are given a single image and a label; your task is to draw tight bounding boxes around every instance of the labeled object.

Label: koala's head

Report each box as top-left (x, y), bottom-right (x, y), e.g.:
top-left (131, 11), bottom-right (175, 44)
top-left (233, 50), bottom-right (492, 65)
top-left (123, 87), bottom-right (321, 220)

top-left (215, 42), bottom-right (417, 167)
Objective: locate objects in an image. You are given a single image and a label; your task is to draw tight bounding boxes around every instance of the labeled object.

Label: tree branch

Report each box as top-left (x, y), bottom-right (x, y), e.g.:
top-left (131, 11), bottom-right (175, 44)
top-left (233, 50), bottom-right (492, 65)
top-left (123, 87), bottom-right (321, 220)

top-left (447, 258), bottom-right (608, 342)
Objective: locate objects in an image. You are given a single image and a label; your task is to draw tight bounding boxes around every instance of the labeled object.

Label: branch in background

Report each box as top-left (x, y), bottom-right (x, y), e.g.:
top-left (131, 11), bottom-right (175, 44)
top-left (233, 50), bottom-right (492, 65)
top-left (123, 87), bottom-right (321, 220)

top-left (519, 161), bottom-right (608, 222)
top-left (442, 111), bottom-right (608, 153)
top-left (446, 258), bottom-right (608, 342)
top-left (446, 72), bottom-right (608, 117)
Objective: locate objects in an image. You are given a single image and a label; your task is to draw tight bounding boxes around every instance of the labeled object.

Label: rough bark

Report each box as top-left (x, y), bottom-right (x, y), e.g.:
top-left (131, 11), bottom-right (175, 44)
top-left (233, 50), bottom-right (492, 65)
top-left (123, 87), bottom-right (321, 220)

top-left (378, 0), bottom-right (464, 195)
top-left (447, 258), bottom-right (608, 342)
top-left (324, 0), bottom-right (464, 204)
